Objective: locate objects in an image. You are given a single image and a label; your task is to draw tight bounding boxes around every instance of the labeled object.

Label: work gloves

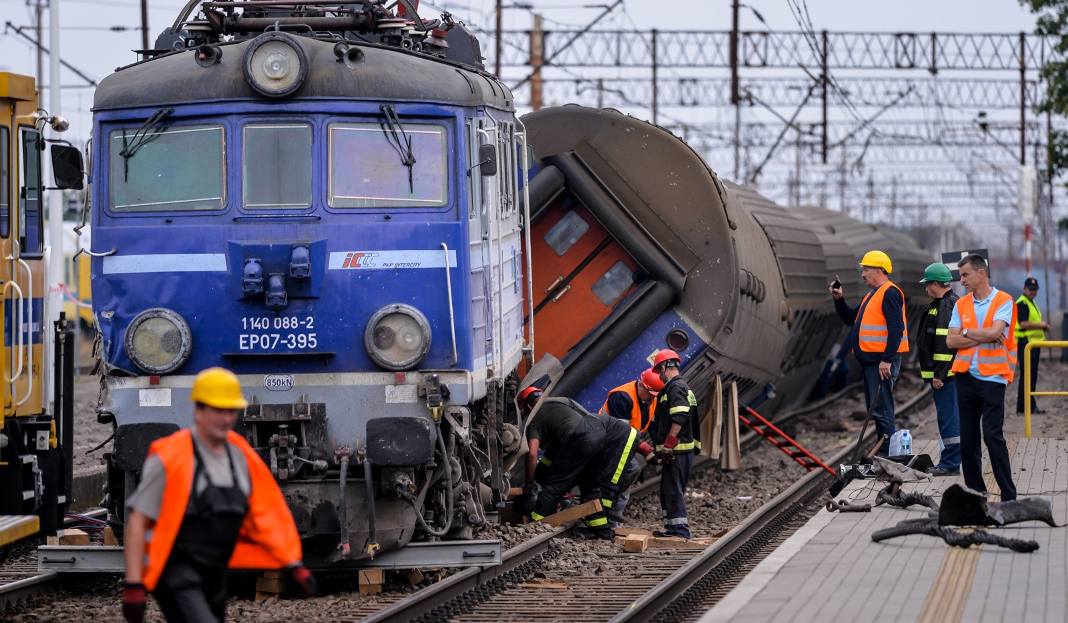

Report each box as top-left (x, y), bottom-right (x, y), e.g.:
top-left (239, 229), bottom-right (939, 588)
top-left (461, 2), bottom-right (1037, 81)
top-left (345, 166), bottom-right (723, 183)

top-left (656, 434), bottom-right (679, 464)
top-left (122, 582), bottom-right (146, 623)
top-left (288, 564), bottom-right (318, 596)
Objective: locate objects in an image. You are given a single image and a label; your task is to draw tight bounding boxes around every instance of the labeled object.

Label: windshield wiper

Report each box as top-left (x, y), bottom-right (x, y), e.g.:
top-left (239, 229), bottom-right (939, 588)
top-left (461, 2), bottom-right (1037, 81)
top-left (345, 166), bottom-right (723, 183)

top-left (118, 107), bottom-right (173, 181)
top-left (378, 104), bottom-right (417, 194)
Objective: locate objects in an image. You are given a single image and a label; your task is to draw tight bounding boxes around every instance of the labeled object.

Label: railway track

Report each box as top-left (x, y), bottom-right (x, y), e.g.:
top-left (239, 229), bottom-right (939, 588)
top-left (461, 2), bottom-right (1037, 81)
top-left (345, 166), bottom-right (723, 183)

top-left (0, 383), bottom-right (931, 620)
top-left (360, 384), bottom-right (930, 623)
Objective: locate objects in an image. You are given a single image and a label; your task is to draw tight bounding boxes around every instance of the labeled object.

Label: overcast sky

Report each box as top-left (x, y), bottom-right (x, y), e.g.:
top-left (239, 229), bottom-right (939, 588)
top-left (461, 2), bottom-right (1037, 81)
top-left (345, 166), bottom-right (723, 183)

top-left (0, 0), bottom-right (1042, 143)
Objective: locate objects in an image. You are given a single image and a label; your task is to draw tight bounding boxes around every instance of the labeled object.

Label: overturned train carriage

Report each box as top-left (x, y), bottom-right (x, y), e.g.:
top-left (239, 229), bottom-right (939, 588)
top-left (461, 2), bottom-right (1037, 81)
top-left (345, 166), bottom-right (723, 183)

top-left (91, 21), bottom-right (529, 564)
top-left (520, 106), bottom-right (930, 416)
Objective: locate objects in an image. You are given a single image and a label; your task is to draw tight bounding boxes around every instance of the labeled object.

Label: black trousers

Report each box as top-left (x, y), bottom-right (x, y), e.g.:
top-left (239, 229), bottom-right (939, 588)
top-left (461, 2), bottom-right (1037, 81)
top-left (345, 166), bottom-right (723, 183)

top-left (660, 452), bottom-right (693, 537)
top-left (956, 373), bottom-right (1017, 501)
top-left (153, 559), bottom-right (228, 623)
top-left (1015, 337), bottom-right (1040, 412)
top-left (532, 417), bottom-right (604, 519)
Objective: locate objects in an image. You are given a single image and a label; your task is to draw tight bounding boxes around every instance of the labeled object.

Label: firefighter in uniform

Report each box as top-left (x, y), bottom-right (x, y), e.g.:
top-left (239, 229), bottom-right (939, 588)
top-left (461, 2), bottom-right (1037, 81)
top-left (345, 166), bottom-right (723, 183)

top-left (917, 263), bottom-right (961, 476)
top-left (650, 349), bottom-right (699, 539)
top-left (830, 250), bottom-right (909, 456)
top-left (598, 368), bottom-right (664, 525)
top-left (947, 254), bottom-right (1018, 501)
top-left (519, 386), bottom-right (651, 539)
top-left (122, 368), bottom-right (315, 623)
top-left (1015, 277), bottom-right (1049, 414)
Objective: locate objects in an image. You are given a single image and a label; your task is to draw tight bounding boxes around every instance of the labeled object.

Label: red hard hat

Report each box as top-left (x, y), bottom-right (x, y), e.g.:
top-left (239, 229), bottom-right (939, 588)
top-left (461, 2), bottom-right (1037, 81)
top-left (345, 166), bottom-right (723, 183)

top-left (652, 349), bottom-right (681, 370)
top-left (639, 368), bottom-right (665, 395)
top-left (518, 385), bottom-right (543, 405)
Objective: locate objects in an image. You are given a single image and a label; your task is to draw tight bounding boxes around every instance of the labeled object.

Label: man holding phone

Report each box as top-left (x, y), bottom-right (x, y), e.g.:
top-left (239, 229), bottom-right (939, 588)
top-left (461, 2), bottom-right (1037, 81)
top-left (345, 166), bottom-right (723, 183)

top-left (829, 250), bottom-right (909, 456)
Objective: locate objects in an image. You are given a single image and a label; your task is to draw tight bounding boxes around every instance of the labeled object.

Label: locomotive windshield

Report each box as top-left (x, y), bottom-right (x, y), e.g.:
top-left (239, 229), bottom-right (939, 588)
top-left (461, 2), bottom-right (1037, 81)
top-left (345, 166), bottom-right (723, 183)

top-left (328, 122), bottom-right (447, 208)
top-left (243, 123), bottom-right (312, 209)
top-left (108, 124), bottom-right (224, 212)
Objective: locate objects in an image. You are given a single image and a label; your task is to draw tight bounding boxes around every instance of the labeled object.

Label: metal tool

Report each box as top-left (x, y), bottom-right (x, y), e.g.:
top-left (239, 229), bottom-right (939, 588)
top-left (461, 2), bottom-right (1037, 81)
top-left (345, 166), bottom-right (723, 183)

top-left (826, 499), bottom-right (871, 513)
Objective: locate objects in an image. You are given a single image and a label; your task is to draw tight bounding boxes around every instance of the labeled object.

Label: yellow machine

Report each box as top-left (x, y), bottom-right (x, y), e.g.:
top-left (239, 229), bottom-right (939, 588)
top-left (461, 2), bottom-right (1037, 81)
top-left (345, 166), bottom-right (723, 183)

top-left (0, 72), bottom-right (81, 546)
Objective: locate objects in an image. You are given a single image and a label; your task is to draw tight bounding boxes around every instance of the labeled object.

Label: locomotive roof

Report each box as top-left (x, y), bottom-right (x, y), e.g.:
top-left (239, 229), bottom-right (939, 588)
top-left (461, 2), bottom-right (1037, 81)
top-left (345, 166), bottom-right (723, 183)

top-left (94, 35), bottom-right (514, 112)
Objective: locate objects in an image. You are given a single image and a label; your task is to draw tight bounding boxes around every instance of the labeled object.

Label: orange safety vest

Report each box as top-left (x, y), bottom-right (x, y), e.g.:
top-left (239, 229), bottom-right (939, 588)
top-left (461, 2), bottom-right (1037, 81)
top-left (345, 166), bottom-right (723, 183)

top-left (599, 381), bottom-right (655, 432)
top-left (857, 281), bottom-right (910, 354)
top-left (140, 429), bottom-right (302, 592)
top-left (950, 290), bottom-right (1018, 383)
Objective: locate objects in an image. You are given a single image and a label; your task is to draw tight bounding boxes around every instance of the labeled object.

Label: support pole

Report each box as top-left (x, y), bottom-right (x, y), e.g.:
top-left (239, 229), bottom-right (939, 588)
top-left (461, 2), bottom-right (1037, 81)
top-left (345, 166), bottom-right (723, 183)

top-left (529, 14), bottom-right (543, 110)
top-left (1019, 31), bottom-right (1027, 166)
top-left (821, 29), bottom-right (828, 164)
top-left (35, 0), bottom-right (44, 86)
top-left (730, 0), bottom-right (740, 180)
top-left (651, 29), bottom-right (659, 125)
top-left (140, 0), bottom-right (150, 50)
top-left (494, 0), bottom-right (502, 77)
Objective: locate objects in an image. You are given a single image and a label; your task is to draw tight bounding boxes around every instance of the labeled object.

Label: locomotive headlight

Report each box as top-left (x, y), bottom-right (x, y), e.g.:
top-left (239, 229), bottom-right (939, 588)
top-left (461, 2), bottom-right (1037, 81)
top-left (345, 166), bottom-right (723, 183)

top-left (125, 308), bottom-right (192, 374)
top-left (243, 32), bottom-right (307, 98)
top-left (364, 304), bottom-right (431, 371)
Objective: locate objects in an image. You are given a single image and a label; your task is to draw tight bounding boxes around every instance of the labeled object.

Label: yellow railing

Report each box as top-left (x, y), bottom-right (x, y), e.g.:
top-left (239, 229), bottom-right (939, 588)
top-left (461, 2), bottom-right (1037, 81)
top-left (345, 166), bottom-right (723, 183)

top-left (1024, 340), bottom-right (1068, 438)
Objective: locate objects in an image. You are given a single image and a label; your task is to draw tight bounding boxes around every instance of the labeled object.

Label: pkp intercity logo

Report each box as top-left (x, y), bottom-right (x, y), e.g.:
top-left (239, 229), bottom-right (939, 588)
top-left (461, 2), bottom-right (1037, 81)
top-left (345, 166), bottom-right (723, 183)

top-left (340, 252), bottom-right (379, 269)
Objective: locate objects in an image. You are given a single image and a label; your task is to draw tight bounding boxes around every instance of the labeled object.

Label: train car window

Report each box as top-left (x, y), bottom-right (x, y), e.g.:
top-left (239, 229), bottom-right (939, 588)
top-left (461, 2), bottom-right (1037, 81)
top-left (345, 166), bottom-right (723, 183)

top-left (543, 209), bottom-right (589, 256)
top-left (328, 122), bottom-right (446, 208)
top-left (0, 126), bottom-right (8, 238)
top-left (243, 123), bottom-right (311, 209)
top-left (18, 128), bottom-right (43, 255)
top-left (109, 125), bottom-right (225, 212)
top-left (591, 260), bottom-right (635, 307)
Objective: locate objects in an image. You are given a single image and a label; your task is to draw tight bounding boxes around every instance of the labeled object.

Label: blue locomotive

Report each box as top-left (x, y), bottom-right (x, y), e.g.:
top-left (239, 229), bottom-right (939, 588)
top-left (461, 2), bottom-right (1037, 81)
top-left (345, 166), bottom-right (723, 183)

top-left (88, 0), bottom-right (932, 569)
top-left (92, 1), bottom-right (530, 563)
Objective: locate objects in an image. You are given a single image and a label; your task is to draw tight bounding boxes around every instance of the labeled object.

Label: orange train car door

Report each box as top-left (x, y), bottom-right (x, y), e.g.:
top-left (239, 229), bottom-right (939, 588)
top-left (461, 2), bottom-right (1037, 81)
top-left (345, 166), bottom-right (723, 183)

top-left (526, 197), bottom-right (640, 361)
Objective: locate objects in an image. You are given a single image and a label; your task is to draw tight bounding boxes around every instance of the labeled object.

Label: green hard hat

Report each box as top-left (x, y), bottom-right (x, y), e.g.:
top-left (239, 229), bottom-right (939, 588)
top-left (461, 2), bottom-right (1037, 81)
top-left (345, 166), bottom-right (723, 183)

top-left (920, 262), bottom-right (953, 284)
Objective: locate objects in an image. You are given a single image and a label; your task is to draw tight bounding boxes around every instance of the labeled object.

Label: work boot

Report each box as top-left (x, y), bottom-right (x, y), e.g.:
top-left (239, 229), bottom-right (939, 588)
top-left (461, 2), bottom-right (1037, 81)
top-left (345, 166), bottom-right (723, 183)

top-left (653, 528), bottom-right (691, 540)
top-left (573, 526), bottom-right (614, 540)
top-left (928, 465), bottom-right (960, 477)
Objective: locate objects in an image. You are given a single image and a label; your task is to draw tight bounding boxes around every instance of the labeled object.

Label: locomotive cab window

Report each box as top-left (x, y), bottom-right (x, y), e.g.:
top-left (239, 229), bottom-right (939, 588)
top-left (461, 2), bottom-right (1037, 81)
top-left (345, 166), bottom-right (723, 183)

top-left (18, 127), bottom-right (43, 255)
top-left (328, 122), bottom-right (446, 208)
top-left (109, 124), bottom-right (225, 212)
top-left (243, 123), bottom-right (312, 209)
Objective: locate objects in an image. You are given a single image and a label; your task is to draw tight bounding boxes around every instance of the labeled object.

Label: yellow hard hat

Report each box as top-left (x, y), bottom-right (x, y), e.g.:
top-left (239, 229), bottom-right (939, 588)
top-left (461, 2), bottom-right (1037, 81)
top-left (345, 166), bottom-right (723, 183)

top-left (859, 250), bottom-right (893, 274)
top-left (190, 367), bottom-right (248, 410)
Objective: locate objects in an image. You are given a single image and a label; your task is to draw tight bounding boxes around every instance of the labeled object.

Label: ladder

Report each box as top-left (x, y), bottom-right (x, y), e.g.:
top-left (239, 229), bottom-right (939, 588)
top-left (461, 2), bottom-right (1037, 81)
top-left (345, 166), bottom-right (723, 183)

top-left (740, 406), bottom-right (835, 475)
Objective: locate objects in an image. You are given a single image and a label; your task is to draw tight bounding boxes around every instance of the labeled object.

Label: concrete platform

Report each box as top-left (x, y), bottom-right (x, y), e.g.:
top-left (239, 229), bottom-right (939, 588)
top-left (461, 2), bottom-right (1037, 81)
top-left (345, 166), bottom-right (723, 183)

top-left (699, 438), bottom-right (1068, 623)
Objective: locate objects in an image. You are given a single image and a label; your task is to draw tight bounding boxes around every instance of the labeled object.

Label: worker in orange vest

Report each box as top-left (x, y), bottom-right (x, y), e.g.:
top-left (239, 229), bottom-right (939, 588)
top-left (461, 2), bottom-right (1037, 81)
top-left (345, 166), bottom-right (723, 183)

top-left (830, 250), bottom-right (909, 456)
top-left (122, 368), bottom-right (314, 623)
top-left (598, 368), bottom-right (663, 525)
top-left (946, 254), bottom-right (1018, 501)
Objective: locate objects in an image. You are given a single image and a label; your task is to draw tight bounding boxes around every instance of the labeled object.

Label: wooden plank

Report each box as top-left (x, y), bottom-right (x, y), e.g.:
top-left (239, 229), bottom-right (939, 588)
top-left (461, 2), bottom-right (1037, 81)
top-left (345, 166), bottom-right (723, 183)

top-left (58, 528), bottom-right (89, 546)
top-left (103, 527), bottom-right (117, 546)
top-left (623, 534), bottom-right (650, 553)
top-left (702, 375), bottom-right (723, 460)
top-left (721, 381), bottom-right (742, 470)
top-left (613, 526), bottom-right (653, 538)
top-left (255, 571), bottom-right (286, 594)
top-left (646, 536), bottom-right (716, 549)
top-left (405, 569), bottom-right (425, 586)
top-left (359, 568), bottom-right (384, 595)
top-left (540, 499), bottom-right (602, 527)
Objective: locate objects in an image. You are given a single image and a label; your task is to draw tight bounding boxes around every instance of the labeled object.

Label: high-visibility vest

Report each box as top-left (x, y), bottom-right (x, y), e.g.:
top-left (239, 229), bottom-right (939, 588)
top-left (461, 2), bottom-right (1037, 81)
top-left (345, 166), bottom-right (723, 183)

top-left (140, 429), bottom-right (302, 592)
top-left (1014, 295), bottom-right (1046, 341)
top-left (857, 281), bottom-right (910, 353)
top-left (951, 290), bottom-right (1018, 383)
top-left (599, 381), bottom-right (655, 432)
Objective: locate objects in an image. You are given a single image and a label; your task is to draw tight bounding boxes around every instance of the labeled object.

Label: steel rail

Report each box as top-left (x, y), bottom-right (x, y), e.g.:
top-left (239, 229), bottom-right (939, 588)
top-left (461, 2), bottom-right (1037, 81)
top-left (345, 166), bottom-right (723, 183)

top-left (608, 383), bottom-right (931, 622)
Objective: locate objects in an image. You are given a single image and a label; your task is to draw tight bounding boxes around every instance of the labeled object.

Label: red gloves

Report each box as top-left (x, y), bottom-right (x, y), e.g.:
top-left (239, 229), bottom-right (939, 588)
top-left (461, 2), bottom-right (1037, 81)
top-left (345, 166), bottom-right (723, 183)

top-left (663, 434), bottom-right (679, 451)
top-left (122, 582), bottom-right (146, 623)
top-left (638, 441), bottom-right (655, 458)
top-left (289, 564), bottom-right (318, 596)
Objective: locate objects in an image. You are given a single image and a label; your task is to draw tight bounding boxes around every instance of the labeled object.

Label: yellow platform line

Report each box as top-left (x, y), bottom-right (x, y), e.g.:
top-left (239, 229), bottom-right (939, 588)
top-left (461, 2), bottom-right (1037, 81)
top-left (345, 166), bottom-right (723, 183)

top-left (917, 439), bottom-right (1016, 623)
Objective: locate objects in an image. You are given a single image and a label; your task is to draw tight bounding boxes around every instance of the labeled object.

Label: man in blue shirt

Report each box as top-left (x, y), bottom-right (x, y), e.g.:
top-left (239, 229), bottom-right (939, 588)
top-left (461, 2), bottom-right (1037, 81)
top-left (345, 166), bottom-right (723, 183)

top-left (946, 254), bottom-right (1018, 500)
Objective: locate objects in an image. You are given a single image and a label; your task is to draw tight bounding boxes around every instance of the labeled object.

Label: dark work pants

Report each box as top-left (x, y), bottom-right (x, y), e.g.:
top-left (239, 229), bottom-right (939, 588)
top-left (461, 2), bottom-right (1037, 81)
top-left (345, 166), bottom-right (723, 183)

top-left (595, 418), bottom-right (640, 526)
top-left (860, 355), bottom-right (901, 455)
top-left (956, 373), bottom-right (1017, 501)
top-left (932, 378), bottom-right (961, 470)
top-left (1015, 337), bottom-right (1040, 413)
top-left (608, 456), bottom-right (642, 525)
top-left (153, 560), bottom-right (228, 623)
top-left (660, 452), bottom-right (693, 538)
